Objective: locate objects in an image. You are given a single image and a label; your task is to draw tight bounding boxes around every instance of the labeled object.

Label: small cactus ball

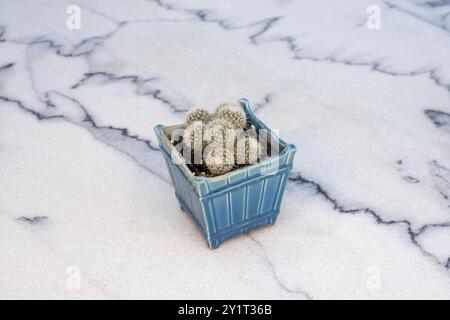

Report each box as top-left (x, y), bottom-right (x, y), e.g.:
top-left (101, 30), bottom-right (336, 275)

top-left (203, 118), bottom-right (235, 147)
top-left (236, 136), bottom-right (263, 165)
top-left (215, 102), bottom-right (247, 130)
top-left (204, 145), bottom-right (234, 176)
top-left (185, 107), bottom-right (211, 126)
top-left (183, 121), bottom-right (206, 153)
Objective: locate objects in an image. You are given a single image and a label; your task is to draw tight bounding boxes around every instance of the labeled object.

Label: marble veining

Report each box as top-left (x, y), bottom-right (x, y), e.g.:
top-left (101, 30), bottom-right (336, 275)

top-left (0, 0), bottom-right (450, 299)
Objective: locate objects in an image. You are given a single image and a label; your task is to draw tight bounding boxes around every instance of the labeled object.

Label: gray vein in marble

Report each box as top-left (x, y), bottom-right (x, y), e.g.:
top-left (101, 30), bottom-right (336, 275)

top-left (25, 45), bottom-right (45, 105)
top-left (0, 95), bottom-right (63, 121)
top-left (71, 72), bottom-right (157, 89)
top-left (425, 0), bottom-right (450, 8)
top-left (402, 176), bottom-right (421, 184)
top-left (2, 0), bottom-right (449, 97)
top-left (5, 22), bottom-right (192, 115)
top-left (0, 62), bottom-right (14, 72)
top-left (425, 109), bottom-right (450, 132)
top-left (247, 234), bottom-right (313, 300)
top-left (0, 26), bottom-right (5, 42)
top-left (415, 219), bottom-right (450, 266)
top-left (16, 216), bottom-right (48, 225)
top-left (4, 49), bottom-right (170, 165)
top-left (253, 94), bottom-right (274, 113)
top-left (149, 0), bottom-right (450, 94)
top-left (289, 172), bottom-right (450, 271)
top-left (46, 91), bottom-right (171, 182)
top-left (416, 220), bottom-right (450, 235)
top-left (1, 10), bottom-right (191, 61)
top-left (384, 0), bottom-right (450, 32)
top-left (396, 160), bottom-right (421, 184)
top-left (295, 57), bottom-right (450, 94)
top-left (71, 71), bottom-right (188, 113)
top-left (34, 25), bottom-right (124, 58)
top-left (429, 160), bottom-right (450, 203)
top-left (1, 21), bottom-right (124, 58)
top-left (0, 93), bottom-right (170, 183)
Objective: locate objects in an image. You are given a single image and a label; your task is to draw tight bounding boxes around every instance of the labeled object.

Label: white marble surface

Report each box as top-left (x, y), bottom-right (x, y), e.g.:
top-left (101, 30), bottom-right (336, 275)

top-left (0, 0), bottom-right (450, 299)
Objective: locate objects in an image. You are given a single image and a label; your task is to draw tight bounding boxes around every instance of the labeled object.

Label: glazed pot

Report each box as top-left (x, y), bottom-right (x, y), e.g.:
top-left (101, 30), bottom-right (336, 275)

top-left (154, 98), bottom-right (296, 249)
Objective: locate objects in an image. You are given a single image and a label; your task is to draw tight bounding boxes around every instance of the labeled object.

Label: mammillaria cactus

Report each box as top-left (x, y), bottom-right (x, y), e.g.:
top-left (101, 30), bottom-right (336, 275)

top-left (183, 121), bottom-right (206, 163)
top-left (235, 136), bottom-right (263, 165)
top-left (181, 101), bottom-right (264, 176)
top-left (204, 146), bottom-right (234, 176)
top-left (214, 102), bottom-right (247, 130)
top-left (185, 108), bottom-right (211, 126)
top-left (203, 118), bottom-right (235, 148)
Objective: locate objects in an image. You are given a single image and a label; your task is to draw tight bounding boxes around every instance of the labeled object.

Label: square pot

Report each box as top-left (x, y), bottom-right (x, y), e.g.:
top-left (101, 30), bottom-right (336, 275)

top-left (154, 98), bottom-right (296, 249)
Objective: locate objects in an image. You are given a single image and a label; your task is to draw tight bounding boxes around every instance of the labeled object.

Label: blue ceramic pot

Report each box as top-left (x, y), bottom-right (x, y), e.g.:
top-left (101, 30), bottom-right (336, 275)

top-left (154, 98), bottom-right (296, 249)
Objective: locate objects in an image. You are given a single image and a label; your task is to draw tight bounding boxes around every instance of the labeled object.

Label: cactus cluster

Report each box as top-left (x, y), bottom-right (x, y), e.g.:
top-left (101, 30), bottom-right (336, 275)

top-left (182, 102), bottom-right (264, 176)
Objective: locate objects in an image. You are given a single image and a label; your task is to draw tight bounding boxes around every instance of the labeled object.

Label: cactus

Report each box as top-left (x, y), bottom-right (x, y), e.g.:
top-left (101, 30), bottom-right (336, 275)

top-left (204, 145), bottom-right (234, 176)
top-left (235, 136), bottom-right (263, 165)
top-left (183, 121), bottom-right (206, 164)
top-left (185, 108), bottom-right (211, 126)
top-left (182, 102), bottom-right (262, 176)
top-left (203, 118), bottom-right (235, 148)
top-left (214, 102), bottom-right (247, 130)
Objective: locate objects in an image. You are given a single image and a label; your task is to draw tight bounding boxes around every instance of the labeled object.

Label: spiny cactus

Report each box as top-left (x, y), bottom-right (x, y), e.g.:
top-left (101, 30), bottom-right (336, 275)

top-left (185, 108), bottom-right (211, 126)
top-left (203, 118), bottom-right (235, 148)
top-left (215, 102), bottom-right (247, 130)
top-left (182, 101), bottom-right (263, 176)
top-left (183, 121), bottom-right (206, 161)
top-left (235, 136), bottom-right (263, 165)
top-left (204, 145), bottom-right (234, 176)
